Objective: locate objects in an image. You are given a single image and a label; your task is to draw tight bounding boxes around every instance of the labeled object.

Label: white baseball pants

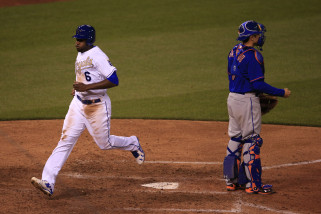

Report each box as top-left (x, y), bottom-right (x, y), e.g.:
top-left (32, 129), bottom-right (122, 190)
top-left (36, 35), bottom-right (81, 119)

top-left (226, 92), bottom-right (262, 187)
top-left (41, 95), bottom-right (140, 188)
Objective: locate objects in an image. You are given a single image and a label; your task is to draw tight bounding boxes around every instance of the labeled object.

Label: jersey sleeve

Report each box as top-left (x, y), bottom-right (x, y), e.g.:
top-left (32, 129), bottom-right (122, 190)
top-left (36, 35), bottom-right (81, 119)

top-left (247, 51), bottom-right (264, 82)
top-left (107, 71), bottom-right (119, 85)
top-left (252, 80), bottom-right (285, 96)
top-left (94, 55), bottom-right (117, 79)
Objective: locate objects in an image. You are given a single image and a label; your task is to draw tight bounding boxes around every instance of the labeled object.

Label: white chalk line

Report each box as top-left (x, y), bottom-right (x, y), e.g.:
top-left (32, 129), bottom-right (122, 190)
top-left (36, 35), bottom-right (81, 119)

top-left (111, 203), bottom-right (241, 213)
top-left (262, 159), bottom-right (321, 170)
top-left (145, 160), bottom-right (222, 165)
top-left (124, 188), bottom-right (228, 195)
top-left (61, 158), bottom-right (321, 183)
top-left (108, 194), bottom-right (299, 214)
top-left (111, 201), bottom-right (293, 214)
top-left (60, 173), bottom-right (226, 195)
top-left (242, 202), bottom-right (299, 214)
top-left (146, 159), bottom-right (321, 170)
top-left (61, 173), bottom-right (148, 180)
top-left (60, 172), bottom-right (219, 181)
top-left (113, 201), bottom-right (298, 214)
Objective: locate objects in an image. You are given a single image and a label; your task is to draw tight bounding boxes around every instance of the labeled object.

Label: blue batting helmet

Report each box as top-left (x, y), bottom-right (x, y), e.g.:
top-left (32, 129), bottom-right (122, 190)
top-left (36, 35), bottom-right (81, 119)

top-left (72, 25), bottom-right (96, 46)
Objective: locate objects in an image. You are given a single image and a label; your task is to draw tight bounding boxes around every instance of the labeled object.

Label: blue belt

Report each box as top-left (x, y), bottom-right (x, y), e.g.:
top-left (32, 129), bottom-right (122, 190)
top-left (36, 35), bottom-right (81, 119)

top-left (77, 95), bottom-right (101, 105)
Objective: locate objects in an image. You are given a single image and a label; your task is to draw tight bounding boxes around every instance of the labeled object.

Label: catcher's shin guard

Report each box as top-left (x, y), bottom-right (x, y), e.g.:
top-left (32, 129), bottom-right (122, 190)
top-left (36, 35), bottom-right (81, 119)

top-left (238, 162), bottom-right (250, 185)
top-left (223, 137), bottom-right (243, 181)
top-left (244, 135), bottom-right (263, 192)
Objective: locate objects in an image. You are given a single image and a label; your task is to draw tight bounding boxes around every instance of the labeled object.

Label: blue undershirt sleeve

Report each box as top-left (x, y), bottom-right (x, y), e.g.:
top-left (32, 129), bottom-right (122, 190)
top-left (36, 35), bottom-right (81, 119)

top-left (107, 71), bottom-right (119, 86)
top-left (252, 80), bottom-right (285, 97)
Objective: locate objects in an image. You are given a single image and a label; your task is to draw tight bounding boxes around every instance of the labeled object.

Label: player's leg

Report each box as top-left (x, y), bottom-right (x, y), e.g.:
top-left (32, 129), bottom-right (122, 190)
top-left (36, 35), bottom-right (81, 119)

top-left (241, 96), bottom-right (262, 139)
top-left (241, 95), bottom-right (273, 194)
top-left (224, 94), bottom-right (243, 190)
top-left (40, 98), bottom-right (86, 190)
top-left (243, 136), bottom-right (272, 194)
top-left (85, 97), bottom-right (144, 164)
top-left (223, 136), bottom-right (243, 190)
top-left (241, 95), bottom-right (261, 192)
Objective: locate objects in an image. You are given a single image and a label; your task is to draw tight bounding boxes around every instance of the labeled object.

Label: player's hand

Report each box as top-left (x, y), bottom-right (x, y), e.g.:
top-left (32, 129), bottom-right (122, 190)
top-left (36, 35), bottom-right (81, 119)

top-left (283, 88), bottom-right (291, 98)
top-left (73, 81), bottom-right (89, 92)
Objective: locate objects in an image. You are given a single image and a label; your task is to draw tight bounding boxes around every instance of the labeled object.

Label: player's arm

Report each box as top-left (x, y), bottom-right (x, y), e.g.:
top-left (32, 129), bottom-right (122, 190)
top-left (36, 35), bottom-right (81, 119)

top-left (73, 71), bottom-right (119, 92)
top-left (248, 51), bottom-right (290, 97)
top-left (252, 81), bottom-right (291, 97)
top-left (252, 80), bottom-right (285, 97)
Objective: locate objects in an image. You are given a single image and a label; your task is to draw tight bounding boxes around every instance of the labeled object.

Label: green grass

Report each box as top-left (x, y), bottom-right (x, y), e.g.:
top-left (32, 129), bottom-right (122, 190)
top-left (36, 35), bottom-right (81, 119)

top-left (0, 0), bottom-right (320, 126)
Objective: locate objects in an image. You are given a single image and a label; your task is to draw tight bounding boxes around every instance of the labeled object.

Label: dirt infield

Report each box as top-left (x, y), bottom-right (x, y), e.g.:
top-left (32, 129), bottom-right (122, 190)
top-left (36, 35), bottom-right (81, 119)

top-left (0, 119), bottom-right (320, 214)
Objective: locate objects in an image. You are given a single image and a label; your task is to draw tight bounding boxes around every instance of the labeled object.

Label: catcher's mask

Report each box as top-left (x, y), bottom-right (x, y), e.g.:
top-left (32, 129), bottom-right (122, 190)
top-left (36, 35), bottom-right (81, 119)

top-left (237, 20), bottom-right (266, 50)
top-left (73, 25), bottom-right (96, 46)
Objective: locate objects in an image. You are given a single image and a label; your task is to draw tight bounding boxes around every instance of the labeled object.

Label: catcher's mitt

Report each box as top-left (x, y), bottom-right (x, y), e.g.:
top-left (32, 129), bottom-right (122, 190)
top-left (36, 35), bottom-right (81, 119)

top-left (259, 94), bottom-right (278, 115)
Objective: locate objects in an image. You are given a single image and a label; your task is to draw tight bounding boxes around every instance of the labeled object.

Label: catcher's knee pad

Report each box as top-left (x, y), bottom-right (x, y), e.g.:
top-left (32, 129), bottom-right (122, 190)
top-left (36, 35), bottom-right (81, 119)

top-left (244, 135), bottom-right (263, 147)
top-left (254, 135), bottom-right (263, 147)
top-left (223, 137), bottom-right (243, 180)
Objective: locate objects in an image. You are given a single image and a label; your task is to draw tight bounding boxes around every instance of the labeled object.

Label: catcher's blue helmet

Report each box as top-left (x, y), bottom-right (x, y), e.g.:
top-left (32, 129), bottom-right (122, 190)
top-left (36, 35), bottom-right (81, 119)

top-left (73, 25), bottom-right (96, 46)
top-left (237, 20), bottom-right (266, 49)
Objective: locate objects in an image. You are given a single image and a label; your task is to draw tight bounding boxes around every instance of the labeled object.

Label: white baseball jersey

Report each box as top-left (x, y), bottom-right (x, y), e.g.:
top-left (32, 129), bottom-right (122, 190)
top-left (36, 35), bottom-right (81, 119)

top-left (75, 46), bottom-right (117, 100)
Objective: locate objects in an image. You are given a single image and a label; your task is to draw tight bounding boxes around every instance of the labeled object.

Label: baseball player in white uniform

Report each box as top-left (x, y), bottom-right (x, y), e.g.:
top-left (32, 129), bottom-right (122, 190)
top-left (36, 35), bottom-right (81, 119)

top-left (31, 25), bottom-right (145, 196)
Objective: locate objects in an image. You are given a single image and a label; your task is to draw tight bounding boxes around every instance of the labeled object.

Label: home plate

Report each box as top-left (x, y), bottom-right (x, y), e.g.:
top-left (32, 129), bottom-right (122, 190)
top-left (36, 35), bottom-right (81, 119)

top-left (141, 182), bottom-right (179, 190)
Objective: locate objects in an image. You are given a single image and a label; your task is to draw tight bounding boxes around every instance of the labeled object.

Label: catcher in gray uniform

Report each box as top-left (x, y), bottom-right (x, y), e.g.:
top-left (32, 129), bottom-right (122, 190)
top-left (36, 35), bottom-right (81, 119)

top-left (223, 20), bottom-right (291, 194)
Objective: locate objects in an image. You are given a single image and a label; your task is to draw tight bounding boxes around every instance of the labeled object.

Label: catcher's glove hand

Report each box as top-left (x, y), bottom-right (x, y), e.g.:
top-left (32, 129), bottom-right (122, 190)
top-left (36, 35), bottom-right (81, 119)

top-left (259, 94), bottom-right (278, 115)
